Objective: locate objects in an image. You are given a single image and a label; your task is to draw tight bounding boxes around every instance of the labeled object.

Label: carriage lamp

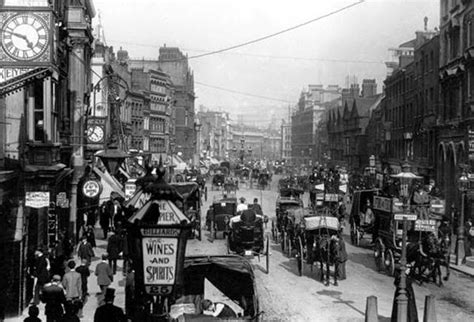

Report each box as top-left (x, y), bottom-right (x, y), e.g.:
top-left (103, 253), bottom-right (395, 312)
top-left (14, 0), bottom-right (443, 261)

top-left (456, 170), bottom-right (468, 265)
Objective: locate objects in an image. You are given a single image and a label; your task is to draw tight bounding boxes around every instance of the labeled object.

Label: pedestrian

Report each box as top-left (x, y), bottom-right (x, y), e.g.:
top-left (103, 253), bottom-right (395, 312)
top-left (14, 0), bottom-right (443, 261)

top-left (106, 230), bottom-right (123, 275)
top-left (24, 305), bottom-right (41, 322)
top-left (100, 201), bottom-right (111, 239)
top-left (32, 248), bottom-right (50, 306)
top-left (59, 302), bottom-right (80, 322)
top-left (76, 235), bottom-right (94, 267)
top-left (84, 224), bottom-right (96, 248)
top-left (112, 199), bottom-right (125, 230)
top-left (41, 275), bottom-right (66, 322)
top-left (93, 288), bottom-right (126, 322)
top-left (206, 205), bottom-right (214, 231)
top-left (334, 235), bottom-right (348, 280)
top-left (75, 259), bottom-right (90, 302)
top-left (61, 260), bottom-right (82, 314)
top-left (95, 254), bottom-right (113, 295)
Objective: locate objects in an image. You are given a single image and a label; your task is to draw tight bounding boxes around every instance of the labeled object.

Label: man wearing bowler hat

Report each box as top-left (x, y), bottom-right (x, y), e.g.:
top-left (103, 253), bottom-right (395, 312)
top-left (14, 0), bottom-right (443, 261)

top-left (94, 288), bottom-right (126, 322)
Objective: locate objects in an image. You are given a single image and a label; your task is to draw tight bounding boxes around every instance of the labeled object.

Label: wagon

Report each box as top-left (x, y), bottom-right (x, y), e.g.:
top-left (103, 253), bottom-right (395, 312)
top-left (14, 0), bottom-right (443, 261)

top-left (169, 255), bottom-right (262, 321)
top-left (272, 192), bottom-right (304, 245)
top-left (349, 189), bottom-right (381, 247)
top-left (296, 216), bottom-right (341, 279)
top-left (211, 195), bottom-right (237, 239)
top-left (227, 209), bottom-right (270, 274)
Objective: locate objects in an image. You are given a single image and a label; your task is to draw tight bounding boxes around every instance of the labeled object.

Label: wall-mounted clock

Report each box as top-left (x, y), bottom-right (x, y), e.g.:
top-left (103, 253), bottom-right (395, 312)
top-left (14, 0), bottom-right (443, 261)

top-left (87, 125), bottom-right (105, 143)
top-left (82, 179), bottom-right (102, 199)
top-left (1, 12), bottom-right (50, 61)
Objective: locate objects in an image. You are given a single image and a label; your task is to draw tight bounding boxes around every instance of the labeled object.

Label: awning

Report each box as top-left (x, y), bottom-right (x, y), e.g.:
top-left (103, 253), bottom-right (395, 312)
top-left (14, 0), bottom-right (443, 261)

top-left (93, 167), bottom-right (125, 203)
top-left (0, 67), bottom-right (52, 97)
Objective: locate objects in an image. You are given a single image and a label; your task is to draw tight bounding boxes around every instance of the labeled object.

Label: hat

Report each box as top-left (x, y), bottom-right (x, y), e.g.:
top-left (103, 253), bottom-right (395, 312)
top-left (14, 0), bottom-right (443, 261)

top-left (104, 288), bottom-right (115, 300)
top-left (52, 274), bottom-right (61, 282)
top-left (240, 197), bottom-right (246, 202)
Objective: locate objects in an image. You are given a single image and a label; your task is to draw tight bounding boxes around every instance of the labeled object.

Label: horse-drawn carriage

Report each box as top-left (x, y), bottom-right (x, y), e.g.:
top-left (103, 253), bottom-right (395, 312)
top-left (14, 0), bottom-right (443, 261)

top-left (224, 178), bottom-right (238, 194)
top-left (350, 188), bottom-right (449, 284)
top-left (239, 167), bottom-right (250, 181)
top-left (295, 216), bottom-right (344, 285)
top-left (212, 170), bottom-right (226, 190)
top-left (257, 172), bottom-right (271, 190)
top-left (226, 209), bottom-right (270, 274)
top-left (211, 195), bottom-right (237, 239)
top-left (169, 255), bottom-right (262, 321)
top-left (272, 187), bottom-right (304, 244)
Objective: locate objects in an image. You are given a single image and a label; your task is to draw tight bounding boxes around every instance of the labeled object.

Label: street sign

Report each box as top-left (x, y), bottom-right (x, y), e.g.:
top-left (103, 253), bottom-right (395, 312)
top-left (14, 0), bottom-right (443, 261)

top-left (415, 220), bottom-right (437, 232)
top-left (25, 191), bottom-right (50, 208)
top-left (394, 214), bottom-right (418, 221)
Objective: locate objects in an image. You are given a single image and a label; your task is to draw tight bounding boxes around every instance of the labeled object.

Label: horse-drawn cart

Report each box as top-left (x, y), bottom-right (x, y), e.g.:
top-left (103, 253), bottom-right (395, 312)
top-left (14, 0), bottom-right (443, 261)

top-left (227, 209), bottom-right (270, 274)
top-left (211, 195), bottom-right (237, 239)
top-left (296, 216), bottom-right (343, 285)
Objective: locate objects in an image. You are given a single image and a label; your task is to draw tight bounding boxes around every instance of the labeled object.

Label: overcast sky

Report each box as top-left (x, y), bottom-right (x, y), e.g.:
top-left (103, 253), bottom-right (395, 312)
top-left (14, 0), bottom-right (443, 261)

top-left (92, 0), bottom-right (439, 121)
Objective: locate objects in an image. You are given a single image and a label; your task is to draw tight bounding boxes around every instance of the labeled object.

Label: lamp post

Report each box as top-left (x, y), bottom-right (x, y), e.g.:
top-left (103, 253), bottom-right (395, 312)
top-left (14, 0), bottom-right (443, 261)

top-left (390, 160), bottom-right (421, 322)
top-left (456, 170), bottom-right (468, 265)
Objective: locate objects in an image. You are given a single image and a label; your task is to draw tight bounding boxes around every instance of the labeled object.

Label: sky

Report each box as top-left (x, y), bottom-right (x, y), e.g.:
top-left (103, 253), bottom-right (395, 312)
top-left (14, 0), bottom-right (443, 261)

top-left (92, 0), bottom-right (439, 123)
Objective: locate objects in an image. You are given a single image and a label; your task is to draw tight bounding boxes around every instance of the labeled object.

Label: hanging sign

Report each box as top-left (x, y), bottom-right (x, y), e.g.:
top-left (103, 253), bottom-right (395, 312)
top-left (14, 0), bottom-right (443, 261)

top-left (25, 191), bottom-right (50, 208)
top-left (82, 179), bottom-right (102, 198)
top-left (415, 219), bottom-right (437, 232)
top-left (373, 196), bottom-right (391, 212)
top-left (142, 237), bottom-right (178, 286)
top-left (56, 192), bottom-right (69, 208)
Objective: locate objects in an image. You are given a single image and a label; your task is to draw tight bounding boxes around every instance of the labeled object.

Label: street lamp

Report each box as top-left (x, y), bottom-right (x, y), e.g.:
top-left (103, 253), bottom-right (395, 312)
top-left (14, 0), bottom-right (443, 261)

top-left (456, 170), bottom-right (469, 265)
top-left (390, 160), bottom-right (421, 322)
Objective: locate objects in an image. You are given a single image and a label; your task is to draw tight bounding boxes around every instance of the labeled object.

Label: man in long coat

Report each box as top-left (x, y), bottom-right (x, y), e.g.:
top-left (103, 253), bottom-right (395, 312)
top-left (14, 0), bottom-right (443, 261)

top-left (94, 288), bottom-right (126, 322)
top-left (32, 249), bottom-right (50, 305)
top-left (106, 230), bottom-right (123, 275)
top-left (41, 275), bottom-right (66, 321)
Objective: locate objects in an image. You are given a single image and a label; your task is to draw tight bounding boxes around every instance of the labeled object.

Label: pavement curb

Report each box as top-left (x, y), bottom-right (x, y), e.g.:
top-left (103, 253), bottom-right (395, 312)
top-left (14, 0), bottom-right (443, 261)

top-left (449, 264), bottom-right (474, 278)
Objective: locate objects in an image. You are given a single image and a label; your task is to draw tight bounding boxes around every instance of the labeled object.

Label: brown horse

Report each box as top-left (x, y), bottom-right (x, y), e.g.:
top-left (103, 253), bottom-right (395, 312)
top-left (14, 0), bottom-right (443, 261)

top-left (313, 235), bottom-right (341, 286)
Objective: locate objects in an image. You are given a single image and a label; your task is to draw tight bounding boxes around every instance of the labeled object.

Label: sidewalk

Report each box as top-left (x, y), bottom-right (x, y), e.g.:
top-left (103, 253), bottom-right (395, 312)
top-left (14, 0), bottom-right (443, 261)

top-left (6, 228), bottom-right (126, 321)
top-left (449, 254), bottom-right (474, 278)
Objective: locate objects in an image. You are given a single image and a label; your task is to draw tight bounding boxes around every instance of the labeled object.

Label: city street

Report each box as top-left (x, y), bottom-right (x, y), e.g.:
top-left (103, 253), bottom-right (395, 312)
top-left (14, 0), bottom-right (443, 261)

top-left (187, 176), bottom-right (474, 321)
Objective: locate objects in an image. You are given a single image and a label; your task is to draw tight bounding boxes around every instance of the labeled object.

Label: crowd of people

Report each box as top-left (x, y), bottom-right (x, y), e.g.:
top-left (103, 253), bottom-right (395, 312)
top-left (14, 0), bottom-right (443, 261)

top-left (26, 194), bottom-right (128, 321)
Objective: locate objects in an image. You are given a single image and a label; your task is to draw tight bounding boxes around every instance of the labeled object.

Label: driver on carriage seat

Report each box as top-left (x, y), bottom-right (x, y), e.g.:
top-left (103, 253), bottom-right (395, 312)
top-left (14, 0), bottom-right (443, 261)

top-left (361, 200), bottom-right (375, 230)
top-left (237, 197), bottom-right (248, 212)
top-left (250, 198), bottom-right (263, 215)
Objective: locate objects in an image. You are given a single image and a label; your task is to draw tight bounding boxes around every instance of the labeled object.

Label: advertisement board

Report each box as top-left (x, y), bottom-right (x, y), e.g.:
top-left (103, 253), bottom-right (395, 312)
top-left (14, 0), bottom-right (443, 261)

top-left (25, 191), bottom-right (49, 208)
top-left (142, 237), bottom-right (178, 286)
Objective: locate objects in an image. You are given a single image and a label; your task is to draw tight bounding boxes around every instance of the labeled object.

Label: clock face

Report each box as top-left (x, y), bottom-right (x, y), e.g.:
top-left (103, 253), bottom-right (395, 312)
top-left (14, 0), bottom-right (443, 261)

top-left (82, 180), bottom-right (101, 198)
top-left (1, 13), bottom-right (50, 61)
top-left (87, 125), bottom-right (105, 143)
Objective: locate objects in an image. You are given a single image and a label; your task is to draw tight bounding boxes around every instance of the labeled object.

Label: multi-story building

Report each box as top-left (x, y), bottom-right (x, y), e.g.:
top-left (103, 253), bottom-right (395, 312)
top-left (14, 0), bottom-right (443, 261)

top-left (0, 0), bottom-right (95, 317)
top-left (197, 109), bottom-right (230, 160)
top-left (438, 0), bottom-right (474, 210)
top-left (292, 86), bottom-right (337, 166)
top-left (128, 46), bottom-right (195, 164)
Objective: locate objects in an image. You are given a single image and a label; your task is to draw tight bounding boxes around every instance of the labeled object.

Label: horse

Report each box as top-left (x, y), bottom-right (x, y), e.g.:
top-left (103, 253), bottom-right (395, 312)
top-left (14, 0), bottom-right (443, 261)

top-left (407, 233), bottom-right (450, 287)
top-left (312, 234), bottom-right (341, 286)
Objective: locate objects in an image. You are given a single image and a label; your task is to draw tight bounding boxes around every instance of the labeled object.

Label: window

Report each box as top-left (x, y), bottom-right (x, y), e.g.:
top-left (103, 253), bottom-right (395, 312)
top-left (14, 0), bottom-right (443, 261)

top-left (33, 80), bottom-right (44, 142)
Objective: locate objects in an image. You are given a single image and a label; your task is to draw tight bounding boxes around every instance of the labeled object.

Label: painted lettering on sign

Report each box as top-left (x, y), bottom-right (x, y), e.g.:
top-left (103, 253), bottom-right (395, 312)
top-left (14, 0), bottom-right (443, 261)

top-left (0, 68), bottom-right (33, 83)
top-left (373, 196), bottom-right (391, 212)
top-left (142, 237), bottom-right (177, 285)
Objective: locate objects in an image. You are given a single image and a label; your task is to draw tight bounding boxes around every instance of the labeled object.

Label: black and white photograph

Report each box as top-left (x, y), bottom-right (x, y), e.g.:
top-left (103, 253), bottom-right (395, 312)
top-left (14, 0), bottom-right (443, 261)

top-left (0, 0), bottom-right (474, 321)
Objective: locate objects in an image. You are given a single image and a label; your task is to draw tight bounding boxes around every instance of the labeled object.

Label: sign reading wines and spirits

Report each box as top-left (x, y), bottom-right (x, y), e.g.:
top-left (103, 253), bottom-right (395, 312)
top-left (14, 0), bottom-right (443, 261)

top-left (25, 191), bottom-right (50, 208)
top-left (142, 237), bottom-right (178, 285)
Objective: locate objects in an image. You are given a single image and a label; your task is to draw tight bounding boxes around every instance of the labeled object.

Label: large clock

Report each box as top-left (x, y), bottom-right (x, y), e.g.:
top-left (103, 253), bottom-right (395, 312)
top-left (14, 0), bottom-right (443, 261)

top-left (1, 12), bottom-right (50, 61)
top-left (87, 125), bottom-right (105, 143)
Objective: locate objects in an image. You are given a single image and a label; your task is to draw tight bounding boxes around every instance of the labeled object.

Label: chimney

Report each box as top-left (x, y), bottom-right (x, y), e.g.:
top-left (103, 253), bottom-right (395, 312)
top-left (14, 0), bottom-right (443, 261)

top-left (350, 83), bottom-right (360, 98)
top-left (424, 17), bottom-right (428, 32)
top-left (362, 79), bottom-right (377, 98)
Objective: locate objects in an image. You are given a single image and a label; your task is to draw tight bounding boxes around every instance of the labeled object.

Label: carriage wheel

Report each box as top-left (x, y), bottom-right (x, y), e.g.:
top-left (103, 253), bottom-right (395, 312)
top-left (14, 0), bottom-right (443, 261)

top-left (281, 231), bottom-right (286, 252)
top-left (297, 236), bottom-right (304, 276)
top-left (286, 238), bottom-right (291, 258)
top-left (374, 240), bottom-right (385, 272)
top-left (196, 220), bottom-right (202, 241)
top-left (265, 237), bottom-right (270, 274)
top-left (350, 223), bottom-right (357, 245)
top-left (271, 221), bottom-right (278, 243)
top-left (226, 235), bottom-right (231, 254)
top-left (355, 229), bottom-right (361, 247)
top-left (385, 249), bottom-right (395, 276)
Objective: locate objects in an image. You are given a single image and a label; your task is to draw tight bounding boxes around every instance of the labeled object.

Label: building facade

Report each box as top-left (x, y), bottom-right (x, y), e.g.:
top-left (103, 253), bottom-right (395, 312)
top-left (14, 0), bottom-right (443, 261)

top-left (0, 0), bottom-right (95, 317)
